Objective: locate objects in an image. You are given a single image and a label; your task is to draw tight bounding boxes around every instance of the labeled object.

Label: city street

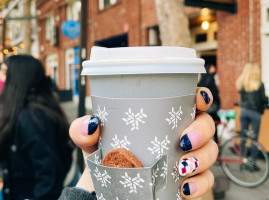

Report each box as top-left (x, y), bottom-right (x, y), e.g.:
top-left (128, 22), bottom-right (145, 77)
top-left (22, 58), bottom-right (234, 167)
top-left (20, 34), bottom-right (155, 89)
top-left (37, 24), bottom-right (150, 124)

top-left (60, 100), bottom-right (269, 200)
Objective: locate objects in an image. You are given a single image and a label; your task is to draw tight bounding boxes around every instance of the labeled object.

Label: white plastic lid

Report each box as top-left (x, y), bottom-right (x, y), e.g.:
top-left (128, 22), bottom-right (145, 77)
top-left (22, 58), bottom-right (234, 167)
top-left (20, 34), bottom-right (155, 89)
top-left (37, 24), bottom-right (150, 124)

top-left (82, 46), bottom-right (205, 75)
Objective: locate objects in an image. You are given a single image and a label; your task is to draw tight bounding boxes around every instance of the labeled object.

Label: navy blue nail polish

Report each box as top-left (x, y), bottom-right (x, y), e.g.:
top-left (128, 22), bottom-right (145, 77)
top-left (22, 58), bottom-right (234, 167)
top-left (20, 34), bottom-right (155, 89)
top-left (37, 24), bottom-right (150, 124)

top-left (183, 183), bottom-right (191, 195)
top-left (180, 134), bottom-right (192, 151)
top-left (200, 91), bottom-right (210, 104)
top-left (88, 116), bottom-right (99, 135)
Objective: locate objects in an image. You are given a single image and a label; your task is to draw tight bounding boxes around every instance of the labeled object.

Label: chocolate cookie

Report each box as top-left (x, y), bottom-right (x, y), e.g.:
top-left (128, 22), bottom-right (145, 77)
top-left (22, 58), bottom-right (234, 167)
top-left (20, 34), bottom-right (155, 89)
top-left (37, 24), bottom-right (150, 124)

top-left (102, 148), bottom-right (143, 168)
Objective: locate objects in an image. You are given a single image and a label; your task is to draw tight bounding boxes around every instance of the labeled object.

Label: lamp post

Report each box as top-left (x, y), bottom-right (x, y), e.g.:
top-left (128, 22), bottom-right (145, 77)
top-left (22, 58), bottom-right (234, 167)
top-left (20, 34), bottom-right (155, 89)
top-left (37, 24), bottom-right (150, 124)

top-left (78, 0), bottom-right (88, 117)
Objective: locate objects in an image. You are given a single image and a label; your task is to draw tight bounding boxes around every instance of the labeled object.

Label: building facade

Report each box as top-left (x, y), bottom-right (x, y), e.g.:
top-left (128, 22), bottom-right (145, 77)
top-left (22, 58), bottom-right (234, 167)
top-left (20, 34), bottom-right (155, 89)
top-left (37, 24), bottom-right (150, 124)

top-left (37, 0), bottom-right (81, 101)
top-left (36, 0), bottom-right (267, 109)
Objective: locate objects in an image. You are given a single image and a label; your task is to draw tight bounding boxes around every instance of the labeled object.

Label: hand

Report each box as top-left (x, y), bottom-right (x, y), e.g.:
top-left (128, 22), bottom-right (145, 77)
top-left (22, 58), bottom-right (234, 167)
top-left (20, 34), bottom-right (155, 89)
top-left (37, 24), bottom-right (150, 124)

top-left (69, 87), bottom-right (218, 199)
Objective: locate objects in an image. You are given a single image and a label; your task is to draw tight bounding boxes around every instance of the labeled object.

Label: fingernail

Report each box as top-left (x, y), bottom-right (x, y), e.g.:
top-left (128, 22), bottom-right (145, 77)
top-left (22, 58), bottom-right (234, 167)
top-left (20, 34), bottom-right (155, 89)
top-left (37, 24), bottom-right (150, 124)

top-left (182, 182), bottom-right (198, 196)
top-left (180, 130), bottom-right (202, 151)
top-left (200, 91), bottom-right (210, 104)
top-left (81, 116), bottom-right (99, 136)
top-left (178, 157), bottom-right (199, 176)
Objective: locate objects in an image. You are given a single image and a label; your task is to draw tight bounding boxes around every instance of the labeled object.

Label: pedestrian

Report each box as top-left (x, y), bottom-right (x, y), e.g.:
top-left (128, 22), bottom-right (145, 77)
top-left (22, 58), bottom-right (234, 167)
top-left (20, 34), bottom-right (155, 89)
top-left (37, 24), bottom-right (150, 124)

top-left (0, 55), bottom-right (77, 200)
top-left (198, 64), bottom-right (221, 143)
top-left (236, 62), bottom-right (269, 171)
top-left (58, 87), bottom-right (218, 200)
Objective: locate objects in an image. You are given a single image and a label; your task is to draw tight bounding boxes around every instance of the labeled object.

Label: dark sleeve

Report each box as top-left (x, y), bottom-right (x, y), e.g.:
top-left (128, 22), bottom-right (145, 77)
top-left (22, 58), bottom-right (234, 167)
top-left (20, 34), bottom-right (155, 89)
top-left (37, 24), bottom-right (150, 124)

top-left (260, 83), bottom-right (269, 108)
top-left (58, 187), bottom-right (97, 200)
top-left (17, 110), bottom-right (66, 199)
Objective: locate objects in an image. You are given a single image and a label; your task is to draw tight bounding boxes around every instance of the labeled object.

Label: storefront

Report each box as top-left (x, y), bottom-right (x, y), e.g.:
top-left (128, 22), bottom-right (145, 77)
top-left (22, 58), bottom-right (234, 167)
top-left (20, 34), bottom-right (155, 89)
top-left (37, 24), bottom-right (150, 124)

top-left (65, 47), bottom-right (80, 96)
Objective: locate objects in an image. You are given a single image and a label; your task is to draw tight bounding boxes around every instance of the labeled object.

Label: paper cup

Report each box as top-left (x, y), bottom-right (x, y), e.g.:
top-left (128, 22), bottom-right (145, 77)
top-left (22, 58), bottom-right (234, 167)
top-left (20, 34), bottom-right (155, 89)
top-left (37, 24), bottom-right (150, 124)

top-left (82, 46), bottom-right (205, 200)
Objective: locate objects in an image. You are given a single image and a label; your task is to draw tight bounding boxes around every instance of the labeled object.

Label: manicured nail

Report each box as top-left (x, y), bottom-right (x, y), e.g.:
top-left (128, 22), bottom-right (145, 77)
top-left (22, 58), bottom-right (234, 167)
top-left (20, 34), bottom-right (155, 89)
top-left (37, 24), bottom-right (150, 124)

top-left (178, 157), bottom-right (199, 176)
top-left (182, 182), bottom-right (198, 196)
top-left (200, 91), bottom-right (210, 104)
top-left (81, 116), bottom-right (99, 136)
top-left (180, 130), bottom-right (202, 151)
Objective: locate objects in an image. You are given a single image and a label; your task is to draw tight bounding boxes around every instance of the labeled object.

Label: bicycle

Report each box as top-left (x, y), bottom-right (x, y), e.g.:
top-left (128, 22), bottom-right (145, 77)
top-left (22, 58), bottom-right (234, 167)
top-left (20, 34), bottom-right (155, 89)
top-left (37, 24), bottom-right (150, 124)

top-left (216, 110), bottom-right (269, 187)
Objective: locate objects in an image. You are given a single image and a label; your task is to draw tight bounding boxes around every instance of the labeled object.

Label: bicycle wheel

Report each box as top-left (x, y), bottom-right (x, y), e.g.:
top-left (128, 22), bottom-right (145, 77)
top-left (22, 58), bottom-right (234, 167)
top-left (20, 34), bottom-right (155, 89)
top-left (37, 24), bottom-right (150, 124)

top-left (220, 136), bottom-right (269, 187)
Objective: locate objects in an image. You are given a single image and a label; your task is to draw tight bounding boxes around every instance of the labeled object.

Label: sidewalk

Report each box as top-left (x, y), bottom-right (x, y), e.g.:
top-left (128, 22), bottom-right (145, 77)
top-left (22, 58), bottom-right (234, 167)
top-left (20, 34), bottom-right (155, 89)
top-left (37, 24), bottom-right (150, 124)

top-left (60, 100), bottom-right (269, 200)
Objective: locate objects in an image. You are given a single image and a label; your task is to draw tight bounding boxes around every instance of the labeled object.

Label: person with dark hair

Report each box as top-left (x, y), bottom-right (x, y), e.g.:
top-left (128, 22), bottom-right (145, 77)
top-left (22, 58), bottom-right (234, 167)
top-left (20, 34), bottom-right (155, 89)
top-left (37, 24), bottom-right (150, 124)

top-left (198, 64), bottom-right (221, 143)
top-left (0, 55), bottom-right (75, 200)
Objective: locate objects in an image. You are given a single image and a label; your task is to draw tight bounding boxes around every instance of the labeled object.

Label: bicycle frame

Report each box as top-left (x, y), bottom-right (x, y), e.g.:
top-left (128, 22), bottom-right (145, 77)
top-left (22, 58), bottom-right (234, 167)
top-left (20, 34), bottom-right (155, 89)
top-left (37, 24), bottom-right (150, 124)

top-left (216, 118), bottom-right (244, 164)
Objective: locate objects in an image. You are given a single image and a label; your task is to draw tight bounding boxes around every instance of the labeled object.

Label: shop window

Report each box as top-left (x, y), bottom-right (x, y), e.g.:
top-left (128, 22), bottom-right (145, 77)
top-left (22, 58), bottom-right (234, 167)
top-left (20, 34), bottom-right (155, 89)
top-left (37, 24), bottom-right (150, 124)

top-left (66, 0), bottom-right (81, 21)
top-left (99, 0), bottom-right (118, 10)
top-left (45, 14), bottom-right (55, 43)
top-left (148, 26), bottom-right (161, 46)
top-left (195, 33), bottom-right (207, 43)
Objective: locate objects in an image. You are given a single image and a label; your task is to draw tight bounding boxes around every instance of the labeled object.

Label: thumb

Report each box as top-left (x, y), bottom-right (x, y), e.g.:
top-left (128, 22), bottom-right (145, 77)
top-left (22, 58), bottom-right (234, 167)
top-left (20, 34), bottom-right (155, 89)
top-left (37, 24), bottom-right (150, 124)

top-left (69, 115), bottom-right (100, 156)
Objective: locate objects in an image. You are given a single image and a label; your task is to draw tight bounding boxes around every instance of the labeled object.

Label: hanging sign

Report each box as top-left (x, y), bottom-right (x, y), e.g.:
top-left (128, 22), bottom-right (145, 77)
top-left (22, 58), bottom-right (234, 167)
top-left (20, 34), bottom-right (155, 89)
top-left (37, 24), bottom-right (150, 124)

top-left (61, 20), bottom-right (80, 39)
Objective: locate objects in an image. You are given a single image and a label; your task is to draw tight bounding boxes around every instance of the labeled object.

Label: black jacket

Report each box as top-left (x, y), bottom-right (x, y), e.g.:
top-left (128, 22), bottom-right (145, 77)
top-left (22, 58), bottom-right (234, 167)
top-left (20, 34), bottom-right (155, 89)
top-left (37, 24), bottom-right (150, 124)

top-left (2, 109), bottom-right (72, 200)
top-left (198, 73), bottom-right (220, 121)
top-left (239, 83), bottom-right (268, 114)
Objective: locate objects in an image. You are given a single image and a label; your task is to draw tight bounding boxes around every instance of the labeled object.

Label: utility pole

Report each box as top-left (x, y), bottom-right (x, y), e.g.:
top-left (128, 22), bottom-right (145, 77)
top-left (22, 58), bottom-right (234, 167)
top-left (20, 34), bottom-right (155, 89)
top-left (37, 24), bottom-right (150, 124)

top-left (78, 0), bottom-right (88, 117)
top-left (77, 0), bottom-right (88, 172)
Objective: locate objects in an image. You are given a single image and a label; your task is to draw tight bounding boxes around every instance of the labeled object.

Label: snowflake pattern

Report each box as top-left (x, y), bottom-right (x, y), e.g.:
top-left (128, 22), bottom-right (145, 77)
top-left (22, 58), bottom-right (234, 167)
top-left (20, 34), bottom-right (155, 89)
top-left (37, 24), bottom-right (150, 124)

top-left (149, 165), bottom-right (159, 186)
top-left (176, 188), bottom-right (183, 200)
top-left (166, 106), bottom-right (183, 129)
top-left (96, 106), bottom-right (108, 126)
top-left (122, 108), bottom-right (147, 131)
top-left (111, 134), bottom-right (131, 150)
top-left (171, 161), bottom-right (180, 183)
top-left (119, 172), bottom-right (145, 193)
top-left (147, 135), bottom-right (170, 159)
top-left (191, 104), bottom-right (196, 120)
top-left (160, 161), bottom-right (168, 179)
top-left (94, 154), bottom-right (101, 165)
top-left (97, 193), bottom-right (106, 200)
top-left (94, 167), bottom-right (111, 187)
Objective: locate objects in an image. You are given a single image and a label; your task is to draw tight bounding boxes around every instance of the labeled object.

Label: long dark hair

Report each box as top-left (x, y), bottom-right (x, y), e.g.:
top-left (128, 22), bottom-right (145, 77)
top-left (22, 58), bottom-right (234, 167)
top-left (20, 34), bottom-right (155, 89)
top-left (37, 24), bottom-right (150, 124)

top-left (0, 55), bottom-right (73, 160)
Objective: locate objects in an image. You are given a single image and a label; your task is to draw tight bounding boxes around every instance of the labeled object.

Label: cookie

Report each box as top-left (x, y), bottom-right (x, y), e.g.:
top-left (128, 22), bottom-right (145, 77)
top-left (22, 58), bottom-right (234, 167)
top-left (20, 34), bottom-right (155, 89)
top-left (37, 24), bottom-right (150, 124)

top-left (102, 148), bottom-right (143, 168)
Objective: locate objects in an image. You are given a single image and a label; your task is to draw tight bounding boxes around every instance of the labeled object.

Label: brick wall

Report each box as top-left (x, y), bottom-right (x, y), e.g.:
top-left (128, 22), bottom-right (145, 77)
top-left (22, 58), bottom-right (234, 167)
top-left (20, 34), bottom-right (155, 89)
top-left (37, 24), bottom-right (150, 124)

top-left (217, 0), bottom-right (261, 109)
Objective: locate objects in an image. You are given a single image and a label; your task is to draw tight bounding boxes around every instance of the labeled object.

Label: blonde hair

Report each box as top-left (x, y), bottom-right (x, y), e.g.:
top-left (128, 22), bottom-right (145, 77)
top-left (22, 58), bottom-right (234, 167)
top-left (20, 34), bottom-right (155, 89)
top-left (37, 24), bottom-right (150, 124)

top-left (236, 62), bottom-right (261, 92)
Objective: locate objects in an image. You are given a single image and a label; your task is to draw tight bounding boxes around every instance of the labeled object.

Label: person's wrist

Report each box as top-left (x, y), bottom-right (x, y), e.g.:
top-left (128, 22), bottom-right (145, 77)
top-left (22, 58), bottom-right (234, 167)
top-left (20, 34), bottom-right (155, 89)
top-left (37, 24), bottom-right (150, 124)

top-left (76, 168), bottom-right (95, 192)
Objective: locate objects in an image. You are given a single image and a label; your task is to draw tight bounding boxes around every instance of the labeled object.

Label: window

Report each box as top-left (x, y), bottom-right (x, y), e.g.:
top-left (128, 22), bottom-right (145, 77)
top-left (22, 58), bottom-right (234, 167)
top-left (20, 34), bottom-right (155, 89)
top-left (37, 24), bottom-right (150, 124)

top-left (45, 14), bottom-right (55, 43)
top-left (66, 0), bottom-right (81, 21)
top-left (195, 33), bottom-right (207, 43)
top-left (99, 0), bottom-right (118, 10)
top-left (148, 26), bottom-right (161, 46)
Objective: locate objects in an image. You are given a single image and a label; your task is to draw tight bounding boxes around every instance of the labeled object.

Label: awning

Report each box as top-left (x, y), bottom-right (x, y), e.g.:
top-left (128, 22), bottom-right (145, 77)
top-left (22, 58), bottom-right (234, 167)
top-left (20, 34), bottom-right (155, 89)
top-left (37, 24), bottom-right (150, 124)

top-left (185, 0), bottom-right (237, 14)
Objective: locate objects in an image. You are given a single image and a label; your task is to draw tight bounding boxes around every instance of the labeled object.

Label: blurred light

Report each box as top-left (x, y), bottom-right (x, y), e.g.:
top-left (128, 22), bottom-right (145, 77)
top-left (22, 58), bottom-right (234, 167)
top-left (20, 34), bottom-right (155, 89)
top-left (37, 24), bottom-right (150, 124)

top-left (0, 19), bottom-right (3, 24)
top-left (3, 49), bottom-right (8, 54)
top-left (13, 51), bottom-right (18, 55)
top-left (201, 21), bottom-right (210, 30)
top-left (12, 46), bottom-right (17, 51)
top-left (201, 8), bottom-right (210, 16)
top-left (20, 43), bottom-right (25, 48)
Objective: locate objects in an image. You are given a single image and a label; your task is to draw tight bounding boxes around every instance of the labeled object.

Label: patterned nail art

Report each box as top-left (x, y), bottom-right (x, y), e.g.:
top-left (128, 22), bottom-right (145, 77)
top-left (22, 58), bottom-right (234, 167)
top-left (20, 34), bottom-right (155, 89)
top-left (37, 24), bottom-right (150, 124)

top-left (182, 183), bottom-right (191, 195)
top-left (81, 116), bottom-right (99, 136)
top-left (178, 157), bottom-right (199, 176)
top-left (180, 134), bottom-right (192, 151)
top-left (200, 91), bottom-right (210, 104)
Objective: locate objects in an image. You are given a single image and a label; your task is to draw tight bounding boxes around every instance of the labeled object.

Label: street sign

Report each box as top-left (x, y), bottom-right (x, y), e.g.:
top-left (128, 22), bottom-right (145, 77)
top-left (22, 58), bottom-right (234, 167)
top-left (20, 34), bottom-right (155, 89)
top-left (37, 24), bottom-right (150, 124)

top-left (61, 20), bottom-right (80, 39)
